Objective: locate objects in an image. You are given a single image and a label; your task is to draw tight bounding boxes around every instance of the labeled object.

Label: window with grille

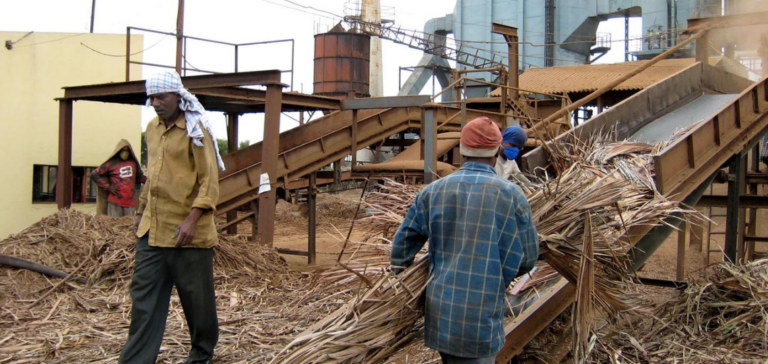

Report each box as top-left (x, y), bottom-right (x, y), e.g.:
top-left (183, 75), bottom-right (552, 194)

top-left (32, 165), bottom-right (97, 203)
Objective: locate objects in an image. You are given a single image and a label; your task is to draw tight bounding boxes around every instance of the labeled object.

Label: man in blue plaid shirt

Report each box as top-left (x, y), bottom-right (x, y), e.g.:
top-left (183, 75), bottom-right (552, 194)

top-left (391, 117), bottom-right (539, 363)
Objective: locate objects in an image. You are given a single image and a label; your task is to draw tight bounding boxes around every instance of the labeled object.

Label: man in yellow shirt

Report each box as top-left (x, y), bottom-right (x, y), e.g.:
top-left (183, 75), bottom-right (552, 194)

top-left (119, 71), bottom-right (225, 364)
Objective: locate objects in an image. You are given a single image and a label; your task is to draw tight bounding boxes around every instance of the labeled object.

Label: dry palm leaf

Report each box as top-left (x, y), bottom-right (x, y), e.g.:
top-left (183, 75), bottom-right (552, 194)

top-left (276, 135), bottom-right (704, 363)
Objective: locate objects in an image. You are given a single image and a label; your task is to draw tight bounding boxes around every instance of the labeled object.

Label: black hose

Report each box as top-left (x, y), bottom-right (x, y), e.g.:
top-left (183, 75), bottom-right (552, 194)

top-left (0, 254), bottom-right (87, 284)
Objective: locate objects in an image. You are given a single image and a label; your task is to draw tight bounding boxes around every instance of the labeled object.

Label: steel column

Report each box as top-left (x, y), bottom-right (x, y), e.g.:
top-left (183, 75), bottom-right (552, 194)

top-left (725, 154), bottom-right (746, 263)
top-left (125, 27), bottom-right (131, 81)
top-left (175, 0), bottom-right (185, 74)
top-left (696, 30), bottom-right (709, 64)
top-left (57, 100), bottom-right (73, 209)
top-left (334, 159), bottom-right (342, 189)
top-left (250, 200), bottom-right (258, 241)
top-left (226, 112), bottom-right (240, 235)
top-left (747, 145), bottom-right (760, 260)
top-left (257, 83), bottom-right (285, 246)
top-left (676, 220), bottom-right (688, 281)
top-left (423, 105), bottom-right (438, 184)
top-left (308, 172), bottom-right (317, 265)
top-left (351, 109), bottom-right (358, 167)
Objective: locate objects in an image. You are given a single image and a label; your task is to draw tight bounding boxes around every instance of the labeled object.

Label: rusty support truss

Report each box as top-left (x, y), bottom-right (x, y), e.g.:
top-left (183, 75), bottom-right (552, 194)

top-left (57, 100), bottom-right (73, 209)
top-left (257, 83), bottom-right (285, 247)
top-left (63, 70), bottom-right (282, 99)
top-left (653, 76), bottom-right (768, 196)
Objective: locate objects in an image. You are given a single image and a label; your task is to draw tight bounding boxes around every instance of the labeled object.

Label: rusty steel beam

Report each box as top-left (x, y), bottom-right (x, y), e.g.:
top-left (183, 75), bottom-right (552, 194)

top-left (257, 83), bottom-right (285, 247)
top-left (220, 109), bottom-right (378, 176)
top-left (63, 70), bottom-right (282, 99)
top-left (491, 23), bottom-right (519, 101)
top-left (687, 11), bottom-right (768, 32)
top-left (287, 171), bottom-right (356, 189)
top-left (653, 76), bottom-right (768, 197)
top-left (57, 100), bottom-right (74, 209)
top-left (308, 172), bottom-right (317, 265)
top-left (746, 172), bottom-right (768, 185)
top-left (696, 194), bottom-right (768, 208)
top-left (194, 87), bottom-right (341, 110)
top-left (216, 107), bottom-right (499, 214)
top-left (503, 77), bottom-right (768, 362)
top-left (495, 279), bottom-right (575, 362)
top-left (342, 95), bottom-right (431, 110)
top-left (217, 212), bottom-right (254, 233)
top-left (226, 112), bottom-right (240, 235)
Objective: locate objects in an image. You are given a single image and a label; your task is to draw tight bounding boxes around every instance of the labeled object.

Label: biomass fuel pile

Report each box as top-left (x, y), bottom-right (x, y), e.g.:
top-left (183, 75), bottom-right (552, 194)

top-left (272, 136), bottom-right (703, 363)
top-left (590, 259), bottom-right (768, 363)
top-left (0, 210), bottom-right (348, 363)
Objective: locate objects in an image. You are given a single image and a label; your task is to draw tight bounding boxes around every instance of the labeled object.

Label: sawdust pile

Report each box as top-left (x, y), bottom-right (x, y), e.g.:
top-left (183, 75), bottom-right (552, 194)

top-left (0, 210), bottom-right (348, 363)
top-left (274, 194), bottom-right (359, 228)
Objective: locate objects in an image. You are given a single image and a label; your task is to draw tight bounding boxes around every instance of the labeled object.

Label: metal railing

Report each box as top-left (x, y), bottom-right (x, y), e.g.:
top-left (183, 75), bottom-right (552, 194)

top-left (343, 0), bottom-right (396, 24)
top-left (345, 19), bottom-right (507, 70)
top-left (125, 26), bottom-right (295, 90)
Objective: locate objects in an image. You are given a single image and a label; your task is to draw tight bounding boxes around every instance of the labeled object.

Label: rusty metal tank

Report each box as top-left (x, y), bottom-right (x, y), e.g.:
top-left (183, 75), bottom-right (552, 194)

top-left (313, 27), bottom-right (370, 98)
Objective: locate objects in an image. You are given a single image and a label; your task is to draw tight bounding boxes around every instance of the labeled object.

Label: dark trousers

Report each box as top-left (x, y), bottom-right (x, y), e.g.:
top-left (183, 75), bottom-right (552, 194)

top-left (439, 352), bottom-right (496, 364)
top-left (118, 234), bottom-right (218, 364)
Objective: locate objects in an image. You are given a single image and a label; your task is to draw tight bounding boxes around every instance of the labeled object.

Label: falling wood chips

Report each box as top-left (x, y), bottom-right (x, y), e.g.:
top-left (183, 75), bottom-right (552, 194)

top-left (0, 210), bottom-right (353, 363)
top-left (272, 135), bottom-right (705, 363)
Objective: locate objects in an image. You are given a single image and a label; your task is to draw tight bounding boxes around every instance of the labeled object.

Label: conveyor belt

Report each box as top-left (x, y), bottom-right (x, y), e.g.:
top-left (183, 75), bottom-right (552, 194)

top-left (498, 63), bottom-right (764, 362)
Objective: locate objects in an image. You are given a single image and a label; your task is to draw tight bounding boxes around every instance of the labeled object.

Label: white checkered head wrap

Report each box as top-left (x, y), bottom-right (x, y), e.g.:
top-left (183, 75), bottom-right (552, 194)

top-left (146, 71), bottom-right (225, 171)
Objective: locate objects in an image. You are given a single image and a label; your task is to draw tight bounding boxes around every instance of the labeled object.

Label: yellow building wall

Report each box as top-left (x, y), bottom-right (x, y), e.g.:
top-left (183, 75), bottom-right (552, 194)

top-left (0, 32), bottom-right (143, 238)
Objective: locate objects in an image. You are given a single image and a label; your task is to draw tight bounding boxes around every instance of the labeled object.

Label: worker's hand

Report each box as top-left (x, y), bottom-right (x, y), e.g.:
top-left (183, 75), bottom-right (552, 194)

top-left (133, 215), bottom-right (141, 234)
top-left (108, 186), bottom-right (122, 199)
top-left (174, 208), bottom-right (204, 248)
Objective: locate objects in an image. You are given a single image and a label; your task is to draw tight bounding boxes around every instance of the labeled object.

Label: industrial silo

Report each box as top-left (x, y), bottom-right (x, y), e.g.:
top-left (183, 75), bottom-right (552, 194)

top-left (313, 24), bottom-right (371, 99)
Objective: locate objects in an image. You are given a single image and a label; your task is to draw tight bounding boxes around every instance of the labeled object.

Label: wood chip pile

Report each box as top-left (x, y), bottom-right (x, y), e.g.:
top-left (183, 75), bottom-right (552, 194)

top-left (273, 136), bottom-right (703, 363)
top-left (0, 210), bottom-right (348, 363)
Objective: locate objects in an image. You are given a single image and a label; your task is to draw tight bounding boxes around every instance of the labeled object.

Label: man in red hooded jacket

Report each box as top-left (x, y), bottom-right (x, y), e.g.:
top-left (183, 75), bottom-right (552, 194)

top-left (91, 139), bottom-right (147, 217)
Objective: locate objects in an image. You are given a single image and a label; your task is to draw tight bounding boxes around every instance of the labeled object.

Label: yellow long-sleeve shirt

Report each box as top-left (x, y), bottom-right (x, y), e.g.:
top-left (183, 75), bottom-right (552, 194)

top-left (136, 114), bottom-right (219, 248)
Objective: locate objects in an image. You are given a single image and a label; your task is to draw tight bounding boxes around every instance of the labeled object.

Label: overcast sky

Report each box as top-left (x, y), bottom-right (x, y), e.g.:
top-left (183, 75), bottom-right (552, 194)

top-left (1, 0), bottom-right (638, 145)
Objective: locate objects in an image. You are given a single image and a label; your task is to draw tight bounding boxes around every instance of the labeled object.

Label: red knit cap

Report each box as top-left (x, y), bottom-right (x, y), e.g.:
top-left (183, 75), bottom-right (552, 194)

top-left (460, 117), bottom-right (502, 158)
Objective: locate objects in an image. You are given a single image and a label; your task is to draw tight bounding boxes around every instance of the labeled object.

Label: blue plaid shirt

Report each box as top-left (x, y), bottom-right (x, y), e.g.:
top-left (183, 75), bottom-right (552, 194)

top-left (391, 162), bottom-right (539, 358)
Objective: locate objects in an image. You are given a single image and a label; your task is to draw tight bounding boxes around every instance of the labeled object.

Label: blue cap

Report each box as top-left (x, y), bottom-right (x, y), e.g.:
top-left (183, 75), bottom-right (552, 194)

top-left (502, 126), bottom-right (527, 147)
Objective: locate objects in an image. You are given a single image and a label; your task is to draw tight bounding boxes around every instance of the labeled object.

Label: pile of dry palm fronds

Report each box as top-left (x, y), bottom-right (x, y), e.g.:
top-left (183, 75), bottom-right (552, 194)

top-left (272, 256), bottom-right (430, 363)
top-left (273, 136), bottom-right (702, 363)
top-left (590, 259), bottom-right (768, 363)
top-left (0, 210), bottom-right (347, 363)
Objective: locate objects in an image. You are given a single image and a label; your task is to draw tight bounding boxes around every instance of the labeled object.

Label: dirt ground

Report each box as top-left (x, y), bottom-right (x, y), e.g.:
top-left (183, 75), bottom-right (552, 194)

top-left (217, 189), bottom-right (367, 271)
top-left (640, 183), bottom-right (768, 282)
top-left (255, 183), bottom-right (768, 282)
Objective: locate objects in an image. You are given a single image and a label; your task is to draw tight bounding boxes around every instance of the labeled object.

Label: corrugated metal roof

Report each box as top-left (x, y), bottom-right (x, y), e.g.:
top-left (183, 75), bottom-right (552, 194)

top-left (489, 59), bottom-right (697, 96)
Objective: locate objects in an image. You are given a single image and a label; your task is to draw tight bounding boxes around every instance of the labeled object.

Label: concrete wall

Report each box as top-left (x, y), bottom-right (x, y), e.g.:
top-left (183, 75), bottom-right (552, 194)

top-left (0, 32), bottom-right (143, 238)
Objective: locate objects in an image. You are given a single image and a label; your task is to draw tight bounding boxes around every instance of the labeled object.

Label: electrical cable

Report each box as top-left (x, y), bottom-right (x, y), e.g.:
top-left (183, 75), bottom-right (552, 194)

top-left (283, 0), bottom-right (344, 19)
top-left (79, 35), bottom-right (170, 57)
top-left (10, 31), bottom-right (34, 45)
top-left (12, 33), bottom-right (85, 48)
top-left (257, 0), bottom-right (341, 21)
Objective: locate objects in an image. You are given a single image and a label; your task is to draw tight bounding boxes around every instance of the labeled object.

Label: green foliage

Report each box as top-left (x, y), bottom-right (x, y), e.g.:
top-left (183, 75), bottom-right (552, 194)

top-left (217, 139), bottom-right (229, 156)
top-left (217, 139), bottom-right (251, 155)
top-left (141, 131), bottom-right (148, 166)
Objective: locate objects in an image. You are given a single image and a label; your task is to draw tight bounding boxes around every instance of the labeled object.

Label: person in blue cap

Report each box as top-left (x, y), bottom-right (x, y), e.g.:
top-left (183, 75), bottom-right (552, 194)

top-left (495, 125), bottom-right (533, 186)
